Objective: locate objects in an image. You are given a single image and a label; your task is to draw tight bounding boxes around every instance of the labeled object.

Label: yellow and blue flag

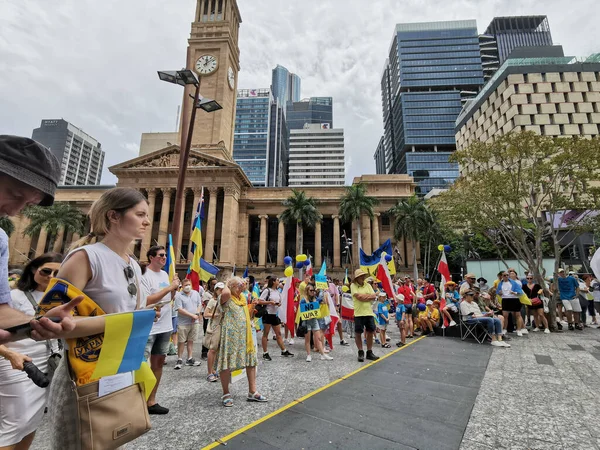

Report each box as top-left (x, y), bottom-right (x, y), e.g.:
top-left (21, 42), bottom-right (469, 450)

top-left (164, 234), bottom-right (177, 283)
top-left (360, 238), bottom-right (396, 276)
top-left (91, 309), bottom-right (156, 380)
top-left (187, 189), bottom-right (204, 290)
top-left (199, 258), bottom-right (219, 282)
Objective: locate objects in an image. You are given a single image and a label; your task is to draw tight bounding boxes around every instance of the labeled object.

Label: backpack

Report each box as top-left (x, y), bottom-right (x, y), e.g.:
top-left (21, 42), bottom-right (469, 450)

top-left (254, 288), bottom-right (270, 318)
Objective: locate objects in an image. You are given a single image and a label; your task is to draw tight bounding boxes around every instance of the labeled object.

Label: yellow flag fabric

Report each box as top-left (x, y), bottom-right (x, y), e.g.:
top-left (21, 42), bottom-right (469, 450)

top-left (134, 361), bottom-right (156, 401)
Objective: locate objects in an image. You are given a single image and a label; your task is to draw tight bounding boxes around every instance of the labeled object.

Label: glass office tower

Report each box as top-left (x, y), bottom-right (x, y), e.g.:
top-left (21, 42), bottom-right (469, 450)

top-left (271, 65), bottom-right (301, 107)
top-left (286, 97), bottom-right (333, 130)
top-left (377, 20), bottom-right (484, 194)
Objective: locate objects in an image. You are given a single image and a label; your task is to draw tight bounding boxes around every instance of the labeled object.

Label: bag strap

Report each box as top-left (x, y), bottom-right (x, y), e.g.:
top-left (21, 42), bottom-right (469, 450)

top-left (131, 262), bottom-right (141, 310)
top-left (24, 291), bottom-right (54, 352)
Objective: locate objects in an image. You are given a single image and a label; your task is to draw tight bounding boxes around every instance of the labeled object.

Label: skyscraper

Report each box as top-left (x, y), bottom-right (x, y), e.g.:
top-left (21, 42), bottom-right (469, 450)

top-left (233, 89), bottom-right (289, 187)
top-left (32, 119), bottom-right (105, 186)
top-left (483, 16), bottom-right (553, 67)
top-left (271, 65), bottom-right (301, 106)
top-left (376, 20), bottom-right (484, 194)
top-left (286, 97), bottom-right (333, 130)
top-left (288, 124), bottom-right (345, 187)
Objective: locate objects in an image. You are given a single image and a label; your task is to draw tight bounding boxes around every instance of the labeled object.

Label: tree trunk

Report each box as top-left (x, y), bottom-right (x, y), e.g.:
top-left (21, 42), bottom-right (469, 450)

top-left (355, 219), bottom-right (362, 252)
top-left (296, 222), bottom-right (303, 256)
top-left (412, 241), bottom-right (418, 281)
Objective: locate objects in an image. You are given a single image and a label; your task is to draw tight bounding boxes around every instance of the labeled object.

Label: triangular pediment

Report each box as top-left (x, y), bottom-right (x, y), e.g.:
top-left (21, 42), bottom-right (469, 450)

top-left (109, 145), bottom-right (238, 172)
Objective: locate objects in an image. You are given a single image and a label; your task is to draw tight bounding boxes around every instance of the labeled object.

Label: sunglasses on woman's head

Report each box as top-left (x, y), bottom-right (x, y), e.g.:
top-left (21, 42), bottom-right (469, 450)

top-left (38, 268), bottom-right (59, 277)
top-left (123, 266), bottom-right (138, 296)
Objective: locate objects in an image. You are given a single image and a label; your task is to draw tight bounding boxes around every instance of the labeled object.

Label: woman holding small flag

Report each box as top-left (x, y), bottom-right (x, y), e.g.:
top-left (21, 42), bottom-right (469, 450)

top-left (217, 277), bottom-right (266, 407)
top-left (45, 187), bottom-right (156, 449)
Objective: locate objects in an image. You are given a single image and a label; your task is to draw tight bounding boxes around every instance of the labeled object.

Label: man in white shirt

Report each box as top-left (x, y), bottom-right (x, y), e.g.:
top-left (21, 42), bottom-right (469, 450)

top-left (141, 245), bottom-right (180, 415)
top-left (173, 279), bottom-right (202, 369)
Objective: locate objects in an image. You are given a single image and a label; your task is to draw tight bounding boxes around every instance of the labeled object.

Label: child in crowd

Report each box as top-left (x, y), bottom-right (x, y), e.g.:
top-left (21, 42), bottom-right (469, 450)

top-left (441, 281), bottom-right (460, 328)
top-left (377, 292), bottom-right (391, 348)
top-left (395, 296), bottom-right (407, 347)
top-left (418, 300), bottom-right (439, 337)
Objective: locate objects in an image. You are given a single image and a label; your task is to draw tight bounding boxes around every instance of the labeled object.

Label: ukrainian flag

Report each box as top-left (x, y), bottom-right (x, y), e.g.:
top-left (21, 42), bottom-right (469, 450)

top-left (360, 238), bottom-right (396, 276)
top-left (199, 258), bottom-right (219, 282)
top-left (165, 234), bottom-right (177, 283)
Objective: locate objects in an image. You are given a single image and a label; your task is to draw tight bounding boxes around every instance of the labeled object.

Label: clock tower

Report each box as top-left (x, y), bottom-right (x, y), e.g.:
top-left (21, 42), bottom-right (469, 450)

top-left (180, 0), bottom-right (241, 161)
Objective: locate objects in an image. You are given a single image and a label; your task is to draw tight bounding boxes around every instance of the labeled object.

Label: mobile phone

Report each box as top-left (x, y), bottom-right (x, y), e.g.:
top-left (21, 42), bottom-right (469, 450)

top-left (146, 299), bottom-right (171, 309)
top-left (4, 317), bottom-right (62, 337)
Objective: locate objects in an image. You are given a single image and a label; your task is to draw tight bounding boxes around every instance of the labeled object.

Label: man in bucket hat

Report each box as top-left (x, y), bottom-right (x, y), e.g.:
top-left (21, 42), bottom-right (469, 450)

top-left (350, 268), bottom-right (379, 362)
top-left (0, 135), bottom-right (80, 344)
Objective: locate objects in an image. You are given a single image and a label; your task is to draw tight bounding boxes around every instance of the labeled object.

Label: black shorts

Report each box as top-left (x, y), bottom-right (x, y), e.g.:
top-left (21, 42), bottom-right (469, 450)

top-left (404, 304), bottom-right (413, 314)
top-left (354, 316), bottom-right (377, 334)
top-left (502, 298), bottom-right (521, 312)
top-left (262, 313), bottom-right (281, 326)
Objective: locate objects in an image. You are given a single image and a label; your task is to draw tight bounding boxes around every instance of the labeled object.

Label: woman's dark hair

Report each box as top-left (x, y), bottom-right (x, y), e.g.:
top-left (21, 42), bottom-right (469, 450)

top-left (306, 282), bottom-right (316, 294)
top-left (17, 252), bottom-right (63, 292)
top-left (266, 276), bottom-right (277, 289)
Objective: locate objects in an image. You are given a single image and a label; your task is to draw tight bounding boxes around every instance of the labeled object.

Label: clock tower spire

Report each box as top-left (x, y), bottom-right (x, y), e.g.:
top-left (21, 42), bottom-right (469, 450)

top-left (179, 0), bottom-right (242, 161)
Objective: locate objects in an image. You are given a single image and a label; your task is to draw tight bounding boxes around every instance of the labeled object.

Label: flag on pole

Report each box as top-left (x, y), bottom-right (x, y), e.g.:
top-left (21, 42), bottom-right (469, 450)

top-left (242, 267), bottom-right (249, 278)
top-left (344, 268), bottom-right (349, 285)
top-left (277, 276), bottom-right (296, 337)
top-left (164, 234), bottom-right (177, 283)
top-left (306, 258), bottom-right (313, 277)
top-left (199, 258), bottom-right (219, 282)
top-left (376, 254), bottom-right (395, 299)
top-left (187, 189), bottom-right (205, 290)
top-left (340, 293), bottom-right (354, 320)
top-left (437, 250), bottom-right (451, 327)
top-left (326, 289), bottom-right (339, 343)
top-left (360, 239), bottom-right (396, 276)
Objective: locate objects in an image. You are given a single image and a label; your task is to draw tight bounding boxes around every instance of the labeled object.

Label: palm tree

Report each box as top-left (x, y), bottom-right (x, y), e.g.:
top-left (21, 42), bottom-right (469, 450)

top-left (389, 195), bottom-right (431, 280)
top-left (279, 189), bottom-right (322, 255)
top-left (338, 183), bottom-right (379, 253)
top-left (23, 202), bottom-right (86, 251)
top-left (0, 217), bottom-right (15, 237)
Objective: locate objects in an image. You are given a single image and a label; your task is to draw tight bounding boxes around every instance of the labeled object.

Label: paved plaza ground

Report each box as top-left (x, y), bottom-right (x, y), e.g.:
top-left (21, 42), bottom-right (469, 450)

top-left (31, 325), bottom-right (600, 449)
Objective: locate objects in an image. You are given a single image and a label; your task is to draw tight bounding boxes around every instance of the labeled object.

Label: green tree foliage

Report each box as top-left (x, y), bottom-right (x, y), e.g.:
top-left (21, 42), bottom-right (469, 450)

top-left (0, 217), bottom-right (15, 237)
top-left (23, 202), bottom-right (86, 250)
top-left (280, 189), bottom-right (322, 256)
top-left (338, 183), bottom-right (379, 257)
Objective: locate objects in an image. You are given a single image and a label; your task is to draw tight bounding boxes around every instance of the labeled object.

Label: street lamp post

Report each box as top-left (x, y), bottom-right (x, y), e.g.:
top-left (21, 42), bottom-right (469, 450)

top-left (157, 69), bottom-right (222, 260)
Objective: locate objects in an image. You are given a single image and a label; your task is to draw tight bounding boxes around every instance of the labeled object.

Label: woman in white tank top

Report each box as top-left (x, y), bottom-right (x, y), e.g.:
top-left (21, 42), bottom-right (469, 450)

top-left (47, 187), bottom-right (151, 450)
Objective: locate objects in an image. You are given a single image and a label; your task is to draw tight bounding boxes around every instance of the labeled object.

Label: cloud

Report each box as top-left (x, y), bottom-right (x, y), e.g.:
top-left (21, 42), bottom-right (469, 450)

top-left (0, 0), bottom-right (598, 185)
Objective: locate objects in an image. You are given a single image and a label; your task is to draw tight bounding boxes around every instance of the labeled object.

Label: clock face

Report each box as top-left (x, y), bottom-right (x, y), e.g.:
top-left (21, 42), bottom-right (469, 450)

top-left (195, 55), bottom-right (218, 75)
top-left (228, 67), bottom-right (235, 89)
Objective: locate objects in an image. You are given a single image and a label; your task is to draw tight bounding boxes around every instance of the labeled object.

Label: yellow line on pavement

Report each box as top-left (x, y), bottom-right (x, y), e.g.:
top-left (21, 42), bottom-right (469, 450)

top-left (201, 335), bottom-right (427, 449)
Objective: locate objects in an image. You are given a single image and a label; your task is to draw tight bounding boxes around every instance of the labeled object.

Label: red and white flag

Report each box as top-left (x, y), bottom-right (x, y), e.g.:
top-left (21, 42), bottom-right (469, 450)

top-left (438, 251), bottom-right (452, 326)
top-left (376, 254), bottom-right (395, 299)
top-left (277, 276), bottom-right (296, 337)
top-left (327, 292), bottom-right (339, 337)
top-left (305, 259), bottom-right (313, 277)
top-left (340, 293), bottom-right (354, 321)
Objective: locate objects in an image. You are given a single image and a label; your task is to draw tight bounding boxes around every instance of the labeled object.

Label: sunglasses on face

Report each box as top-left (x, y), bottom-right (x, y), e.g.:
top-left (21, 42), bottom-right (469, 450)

top-left (123, 266), bottom-right (138, 296)
top-left (526, 277), bottom-right (533, 280)
top-left (38, 268), bottom-right (59, 277)
top-left (156, 253), bottom-right (166, 258)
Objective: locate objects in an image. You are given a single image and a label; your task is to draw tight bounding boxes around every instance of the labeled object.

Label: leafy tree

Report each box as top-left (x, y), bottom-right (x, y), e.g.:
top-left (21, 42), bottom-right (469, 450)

top-left (389, 195), bottom-right (431, 280)
top-left (0, 217), bottom-right (15, 237)
top-left (280, 190), bottom-right (322, 256)
top-left (23, 202), bottom-right (86, 251)
top-left (338, 183), bottom-right (379, 257)
top-left (431, 132), bottom-right (600, 328)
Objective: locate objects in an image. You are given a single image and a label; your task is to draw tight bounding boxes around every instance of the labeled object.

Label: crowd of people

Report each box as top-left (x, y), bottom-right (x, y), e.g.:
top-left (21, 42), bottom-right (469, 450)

top-left (2, 136), bottom-right (600, 449)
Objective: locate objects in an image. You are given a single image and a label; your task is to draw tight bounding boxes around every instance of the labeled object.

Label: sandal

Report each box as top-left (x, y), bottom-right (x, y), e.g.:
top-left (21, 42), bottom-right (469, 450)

top-left (207, 373), bottom-right (218, 382)
top-left (247, 391), bottom-right (268, 402)
top-left (382, 343), bottom-right (391, 348)
top-left (222, 394), bottom-right (233, 407)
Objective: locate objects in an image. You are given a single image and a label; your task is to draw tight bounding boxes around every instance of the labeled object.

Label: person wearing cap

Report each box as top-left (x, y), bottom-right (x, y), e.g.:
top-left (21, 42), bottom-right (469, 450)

top-left (441, 281), bottom-right (459, 327)
top-left (172, 278), bottom-right (202, 370)
top-left (350, 269), bottom-right (379, 362)
top-left (376, 292), bottom-right (391, 348)
top-left (0, 136), bottom-right (80, 345)
top-left (417, 300), bottom-right (440, 337)
top-left (461, 290), bottom-right (510, 347)
top-left (203, 282), bottom-right (225, 382)
top-left (556, 268), bottom-right (582, 331)
top-left (459, 273), bottom-right (477, 297)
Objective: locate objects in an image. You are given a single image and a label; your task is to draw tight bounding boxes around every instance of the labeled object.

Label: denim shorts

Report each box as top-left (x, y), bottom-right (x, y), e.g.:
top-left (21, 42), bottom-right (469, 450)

top-left (304, 318), bottom-right (321, 331)
top-left (145, 331), bottom-right (172, 358)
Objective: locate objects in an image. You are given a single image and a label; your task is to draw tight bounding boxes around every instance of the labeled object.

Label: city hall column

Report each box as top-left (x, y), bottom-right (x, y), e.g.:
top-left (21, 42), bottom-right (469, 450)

top-left (276, 215), bottom-right (285, 267)
top-left (35, 228), bottom-right (48, 257)
top-left (332, 215), bottom-right (341, 268)
top-left (53, 226), bottom-right (65, 253)
top-left (361, 215), bottom-right (372, 255)
top-left (204, 187), bottom-right (219, 263)
top-left (372, 213), bottom-right (380, 250)
top-left (258, 215), bottom-right (268, 267)
top-left (141, 188), bottom-right (157, 260)
top-left (315, 220), bottom-right (322, 267)
top-left (157, 188), bottom-right (173, 249)
top-left (175, 188), bottom-right (189, 261)
top-left (219, 186), bottom-right (240, 266)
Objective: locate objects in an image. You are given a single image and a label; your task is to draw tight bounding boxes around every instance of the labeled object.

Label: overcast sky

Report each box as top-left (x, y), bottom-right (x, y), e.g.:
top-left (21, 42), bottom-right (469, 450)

top-left (1, 0), bottom-right (598, 185)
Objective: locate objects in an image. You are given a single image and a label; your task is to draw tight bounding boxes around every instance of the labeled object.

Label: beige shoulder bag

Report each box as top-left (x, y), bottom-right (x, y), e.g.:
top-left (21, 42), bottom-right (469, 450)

top-left (71, 265), bottom-right (151, 450)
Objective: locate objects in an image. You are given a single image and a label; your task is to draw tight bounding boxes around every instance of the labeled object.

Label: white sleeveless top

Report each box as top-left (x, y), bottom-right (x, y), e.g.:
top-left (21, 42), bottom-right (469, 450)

top-left (63, 242), bottom-right (145, 314)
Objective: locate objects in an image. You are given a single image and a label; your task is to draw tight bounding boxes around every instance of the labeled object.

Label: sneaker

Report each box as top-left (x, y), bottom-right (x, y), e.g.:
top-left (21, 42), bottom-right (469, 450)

top-left (365, 350), bottom-right (379, 361)
top-left (396, 342), bottom-right (405, 347)
top-left (449, 320), bottom-right (457, 327)
top-left (517, 330), bottom-right (523, 337)
top-left (491, 341), bottom-right (504, 347)
top-left (147, 404), bottom-right (169, 415)
top-left (441, 325), bottom-right (446, 329)
top-left (174, 359), bottom-right (183, 370)
top-left (186, 358), bottom-right (201, 367)
top-left (575, 324), bottom-right (583, 331)
top-left (320, 354), bottom-right (334, 361)
top-left (568, 323), bottom-right (575, 331)
top-left (544, 328), bottom-right (551, 334)
top-left (521, 328), bottom-right (529, 335)
top-left (407, 335), bottom-right (414, 339)
top-left (263, 353), bottom-right (272, 361)
top-left (502, 329), bottom-right (507, 335)
top-left (374, 339), bottom-right (381, 345)
top-left (281, 350), bottom-right (294, 357)
top-left (340, 340), bottom-right (350, 346)
top-left (288, 339), bottom-right (294, 345)
top-left (532, 328), bottom-right (540, 332)
top-left (306, 354), bottom-right (312, 362)
top-left (357, 350), bottom-right (365, 362)
top-left (499, 341), bottom-right (511, 348)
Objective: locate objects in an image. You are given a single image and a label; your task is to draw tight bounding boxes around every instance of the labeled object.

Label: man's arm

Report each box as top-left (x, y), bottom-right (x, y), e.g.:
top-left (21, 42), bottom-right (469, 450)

top-left (145, 276), bottom-right (180, 305)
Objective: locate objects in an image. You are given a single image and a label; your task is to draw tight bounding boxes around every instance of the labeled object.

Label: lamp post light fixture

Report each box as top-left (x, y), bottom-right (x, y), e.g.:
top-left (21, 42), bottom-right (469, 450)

top-left (157, 68), bottom-right (222, 259)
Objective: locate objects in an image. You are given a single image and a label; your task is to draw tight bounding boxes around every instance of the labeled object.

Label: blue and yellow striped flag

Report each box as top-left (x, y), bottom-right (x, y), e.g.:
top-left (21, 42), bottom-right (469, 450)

top-left (164, 234), bottom-right (177, 283)
top-left (91, 309), bottom-right (156, 380)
